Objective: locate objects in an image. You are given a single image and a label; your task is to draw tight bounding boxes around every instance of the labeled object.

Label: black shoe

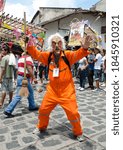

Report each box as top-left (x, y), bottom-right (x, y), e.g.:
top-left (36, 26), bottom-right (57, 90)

top-left (9, 100), bottom-right (12, 104)
top-left (29, 106), bottom-right (39, 111)
top-left (87, 86), bottom-right (91, 89)
top-left (4, 111), bottom-right (14, 118)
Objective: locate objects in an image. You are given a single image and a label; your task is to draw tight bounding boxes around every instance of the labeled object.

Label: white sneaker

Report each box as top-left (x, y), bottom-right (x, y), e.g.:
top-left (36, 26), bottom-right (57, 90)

top-left (77, 87), bottom-right (81, 90)
top-left (92, 88), bottom-right (101, 92)
top-left (76, 135), bottom-right (85, 142)
top-left (80, 87), bottom-right (84, 91)
top-left (33, 128), bottom-right (40, 134)
top-left (33, 128), bottom-right (46, 134)
top-left (100, 83), bottom-right (106, 87)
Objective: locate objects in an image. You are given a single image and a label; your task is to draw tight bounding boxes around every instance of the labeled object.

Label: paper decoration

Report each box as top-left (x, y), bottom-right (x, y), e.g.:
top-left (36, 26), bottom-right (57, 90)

top-left (18, 38), bottom-right (25, 48)
top-left (9, 53), bottom-right (16, 66)
top-left (3, 23), bottom-right (13, 30)
top-left (0, 0), bottom-right (5, 11)
top-left (38, 37), bottom-right (44, 43)
top-left (68, 18), bottom-right (100, 48)
top-left (26, 27), bottom-right (31, 36)
top-left (0, 18), bottom-right (2, 27)
top-left (32, 33), bottom-right (37, 38)
top-left (27, 35), bottom-right (36, 46)
top-left (68, 19), bottom-right (85, 46)
top-left (13, 28), bottom-right (21, 40)
top-left (38, 32), bottom-right (45, 39)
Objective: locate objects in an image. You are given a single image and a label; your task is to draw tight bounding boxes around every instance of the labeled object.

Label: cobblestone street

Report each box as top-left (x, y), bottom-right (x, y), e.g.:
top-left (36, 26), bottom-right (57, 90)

top-left (0, 80), bottom-right (106, 150)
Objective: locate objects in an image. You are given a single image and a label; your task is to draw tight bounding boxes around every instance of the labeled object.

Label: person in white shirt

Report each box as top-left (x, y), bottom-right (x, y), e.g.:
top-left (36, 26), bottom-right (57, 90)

top-left (77, 57), bottom-right (88, 91)
top-left (93, 47), bottom-right (102, 91)
top-left (100, 49), bottom-right (106, 87)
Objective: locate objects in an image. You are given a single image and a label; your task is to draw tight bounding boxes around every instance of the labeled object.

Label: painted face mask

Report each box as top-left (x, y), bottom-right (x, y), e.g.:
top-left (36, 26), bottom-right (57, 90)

top-left (52, 36), bottom-right (62, 51)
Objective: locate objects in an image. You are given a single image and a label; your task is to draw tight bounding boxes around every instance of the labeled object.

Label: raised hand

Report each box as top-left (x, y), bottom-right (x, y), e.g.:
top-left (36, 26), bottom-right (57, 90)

top-left (81, 35), bottom-right (95, 49)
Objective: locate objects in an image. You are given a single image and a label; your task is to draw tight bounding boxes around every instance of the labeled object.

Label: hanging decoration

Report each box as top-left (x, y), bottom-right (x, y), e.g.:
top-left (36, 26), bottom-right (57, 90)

top-left (68, 18), bottom-right (98, 48)
top-left (0, 12), bottom-right (46, 54)
top-left (0, 0), bottom-right (6, 12)
top-left (13, 28), bottom-right (21, 40)
top-left (68, 18), bottom-right (85, 46)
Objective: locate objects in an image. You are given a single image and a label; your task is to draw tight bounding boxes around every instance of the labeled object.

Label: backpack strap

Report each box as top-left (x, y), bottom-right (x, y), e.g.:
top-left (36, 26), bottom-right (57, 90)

top-left (47, 51), bottom-right (71, 73)
top-left (48, 52), bottom-right (53, 73)
top-left (62, 51), bottom-right (71, 70)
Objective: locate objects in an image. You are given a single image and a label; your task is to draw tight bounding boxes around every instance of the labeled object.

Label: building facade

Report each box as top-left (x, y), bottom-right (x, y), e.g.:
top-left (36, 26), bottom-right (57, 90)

top-left (31, 1), bottom-right (106, 49)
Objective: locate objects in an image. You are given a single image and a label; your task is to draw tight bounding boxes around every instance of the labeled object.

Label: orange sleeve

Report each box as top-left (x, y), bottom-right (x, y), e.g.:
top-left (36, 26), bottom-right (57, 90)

top-left (65, 47), bottom-right (90, 65)
top-left (26, 45), bottom-right (49, 66)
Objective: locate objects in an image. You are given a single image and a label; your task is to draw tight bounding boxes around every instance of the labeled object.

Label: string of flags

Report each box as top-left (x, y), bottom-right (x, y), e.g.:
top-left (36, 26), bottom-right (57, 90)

top-left (0, 12), bottom-right (46, 53)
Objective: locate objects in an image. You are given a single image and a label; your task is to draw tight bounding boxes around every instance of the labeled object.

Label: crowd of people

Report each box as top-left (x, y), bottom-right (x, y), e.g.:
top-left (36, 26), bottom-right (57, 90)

top-left (0, 33), bottom-right (106, 142)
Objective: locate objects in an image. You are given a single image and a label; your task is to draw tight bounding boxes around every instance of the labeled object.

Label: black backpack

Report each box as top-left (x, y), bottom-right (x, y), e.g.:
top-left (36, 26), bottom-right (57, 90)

top-left (48, 51), bottom-right (71, 72)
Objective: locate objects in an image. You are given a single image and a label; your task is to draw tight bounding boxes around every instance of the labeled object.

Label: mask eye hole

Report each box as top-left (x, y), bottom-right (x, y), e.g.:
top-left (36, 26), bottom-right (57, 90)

top-left (52, 41), bottom-right (56, 45)
top-left (58, 41), bottom-right (62, 45)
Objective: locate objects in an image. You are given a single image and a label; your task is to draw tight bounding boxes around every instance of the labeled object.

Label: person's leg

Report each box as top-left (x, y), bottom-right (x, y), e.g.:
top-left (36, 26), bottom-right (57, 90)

top-left (88, 70), bottom-right (94, 88)
top-left (27, 78), bottom-right (37, 109)
top-left (0, 79), bottom-right (7, 107)
top-left (0, 92), bottom-right (6, 107)
top-left (44, 66), bottom-right (48, 80)
top-left (60, 99), bottom-right (83, 136)
top-left (94, 69), bottom-right (101, 89)
top-left (79, 70), bottom-right (82, 87)
top-left (37, 93), bottom-right (57, 129)
top-left (8, 79), bottom-right (14, 103)
top-left (39, 67), bottom-right (44, 84)
top-left (81, 70), bottom-right (86, 88)
top-left (104, 72), bottom-right (106, 86)
top-left (5, 91), bottom-right (21, 114)
top-left (90, 70), bottom-right (94, 88)
top-left (87, 69), bottom-right (91, 87)
top-left (4, 76), bottom-right (23, 113)
top-left (96, 80), bottom-right (100, 88)
top-left (8, 91), bottom-right (13, 103)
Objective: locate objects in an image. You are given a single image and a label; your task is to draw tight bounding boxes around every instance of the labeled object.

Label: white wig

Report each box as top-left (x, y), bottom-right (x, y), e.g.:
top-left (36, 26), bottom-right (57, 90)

top-left (47, 33), bottom-right (66, 51)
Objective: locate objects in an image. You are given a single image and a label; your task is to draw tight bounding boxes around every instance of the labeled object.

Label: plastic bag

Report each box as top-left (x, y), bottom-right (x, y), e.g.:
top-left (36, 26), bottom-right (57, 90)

top-left (9, 53), bottom-right (16, 66)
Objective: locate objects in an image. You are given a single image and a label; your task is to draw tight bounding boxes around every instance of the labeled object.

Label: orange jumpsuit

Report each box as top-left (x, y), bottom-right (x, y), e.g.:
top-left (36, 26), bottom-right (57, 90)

top-left (27, 45), bottom-right (89, 136)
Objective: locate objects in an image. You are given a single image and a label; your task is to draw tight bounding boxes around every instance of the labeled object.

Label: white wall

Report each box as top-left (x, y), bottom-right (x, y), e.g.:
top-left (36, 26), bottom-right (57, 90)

top-left (43, 13), bottom-right (106, 49)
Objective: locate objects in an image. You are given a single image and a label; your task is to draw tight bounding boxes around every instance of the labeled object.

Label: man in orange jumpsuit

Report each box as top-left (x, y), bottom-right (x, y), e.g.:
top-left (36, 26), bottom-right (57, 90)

top-left (26, 33), bottom-right (91, 141)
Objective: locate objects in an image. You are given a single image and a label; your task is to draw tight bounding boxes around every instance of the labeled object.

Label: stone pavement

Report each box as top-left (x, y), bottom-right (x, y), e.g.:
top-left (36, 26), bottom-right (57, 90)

top-left (0, 80), bottom-right (106, 150)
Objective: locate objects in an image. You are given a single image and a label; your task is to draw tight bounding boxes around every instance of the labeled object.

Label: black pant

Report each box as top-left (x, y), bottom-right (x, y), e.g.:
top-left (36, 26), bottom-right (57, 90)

top-left (88, 70), bottom-right (94, 88)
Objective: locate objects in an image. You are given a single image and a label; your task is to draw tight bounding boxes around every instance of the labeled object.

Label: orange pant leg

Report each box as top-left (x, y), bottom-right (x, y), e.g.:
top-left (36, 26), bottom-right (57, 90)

top-left (37, 94), bottom-right (57, 129)
top-left (60, 99), bottom-right (83, 136)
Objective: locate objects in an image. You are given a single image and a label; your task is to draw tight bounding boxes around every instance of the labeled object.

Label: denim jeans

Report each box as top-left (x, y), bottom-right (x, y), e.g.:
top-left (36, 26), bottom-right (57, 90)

top-left (79, 69), bottom-right (87, 88)
top-left (5, 75), bottom-right (37, 113)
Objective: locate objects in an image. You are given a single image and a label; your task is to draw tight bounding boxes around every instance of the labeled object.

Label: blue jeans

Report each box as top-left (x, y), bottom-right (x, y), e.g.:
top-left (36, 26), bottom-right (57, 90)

top-left (5, 75), bottom-right (37, 113)
top-left (94, 69), bottom-right (101, 81)
top-left (79, 69), bottom-right (87, 88)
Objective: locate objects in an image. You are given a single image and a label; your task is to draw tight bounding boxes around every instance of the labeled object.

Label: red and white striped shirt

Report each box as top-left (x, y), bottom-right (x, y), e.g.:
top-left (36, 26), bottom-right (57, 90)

top-left (18, 55), bottom-right (33, 78)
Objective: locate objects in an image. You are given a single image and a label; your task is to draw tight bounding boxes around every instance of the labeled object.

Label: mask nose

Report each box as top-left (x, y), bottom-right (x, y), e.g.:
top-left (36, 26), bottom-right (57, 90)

top-left (56, 46), bottom-right (59, 50)
top-left (55, 42), bottom-right (59, 50)
top-left (56, 43), bottom-right (58, 47)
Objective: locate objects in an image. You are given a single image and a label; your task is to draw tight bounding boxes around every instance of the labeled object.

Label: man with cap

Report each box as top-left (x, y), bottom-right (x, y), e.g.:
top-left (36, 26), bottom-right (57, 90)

top-left (0, 43), bottom-right (14, 108)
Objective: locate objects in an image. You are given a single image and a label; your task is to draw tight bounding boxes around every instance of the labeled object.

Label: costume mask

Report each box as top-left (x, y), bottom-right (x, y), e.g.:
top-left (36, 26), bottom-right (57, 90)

top-left (52, 36), bottom-right (62, 51)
